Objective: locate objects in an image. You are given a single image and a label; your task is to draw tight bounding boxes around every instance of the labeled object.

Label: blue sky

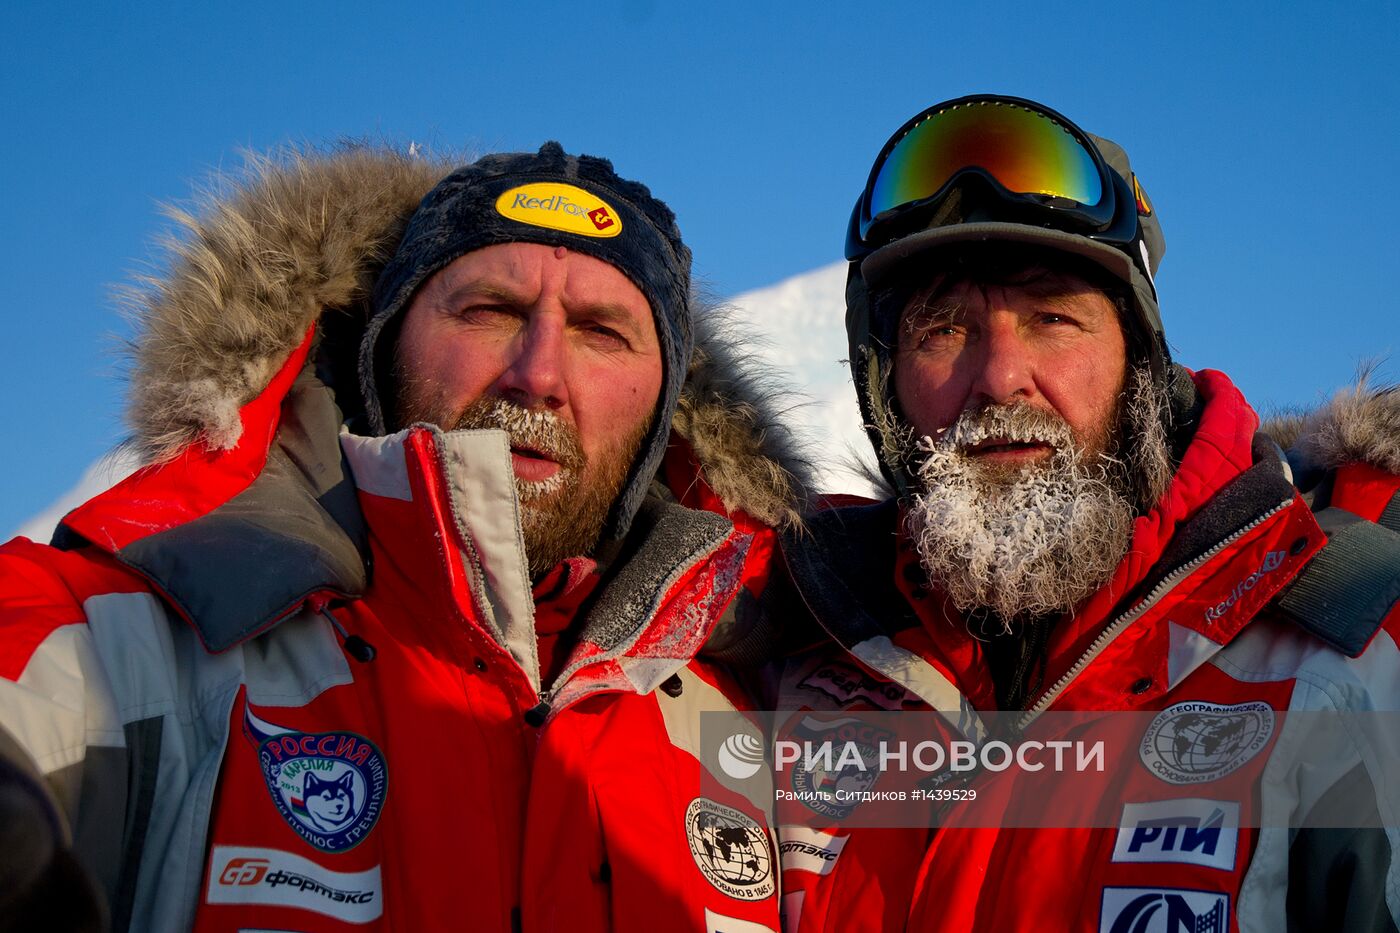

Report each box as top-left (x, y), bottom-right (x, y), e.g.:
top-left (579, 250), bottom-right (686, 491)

top-left (2, 1), bottom-right (1397, 535)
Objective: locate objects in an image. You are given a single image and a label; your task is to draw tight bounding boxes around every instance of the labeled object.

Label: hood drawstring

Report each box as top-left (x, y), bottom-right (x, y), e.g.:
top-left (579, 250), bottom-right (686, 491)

top-left (312, 601), bottom-right (377, 663)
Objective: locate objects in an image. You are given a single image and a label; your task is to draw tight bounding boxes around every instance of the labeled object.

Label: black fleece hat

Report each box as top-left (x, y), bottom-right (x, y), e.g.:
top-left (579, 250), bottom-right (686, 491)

top-left (359, 141), bottom-right (693, 542)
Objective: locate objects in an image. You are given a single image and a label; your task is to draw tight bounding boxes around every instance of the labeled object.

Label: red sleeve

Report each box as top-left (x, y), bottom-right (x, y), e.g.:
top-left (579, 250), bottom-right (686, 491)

top-left (0, 538), bottom-right (140, 681)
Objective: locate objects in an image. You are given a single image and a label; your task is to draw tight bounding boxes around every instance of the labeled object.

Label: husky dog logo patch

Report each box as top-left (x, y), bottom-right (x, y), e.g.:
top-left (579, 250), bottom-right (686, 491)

top-left (245, 705), bottom-right (389, 853)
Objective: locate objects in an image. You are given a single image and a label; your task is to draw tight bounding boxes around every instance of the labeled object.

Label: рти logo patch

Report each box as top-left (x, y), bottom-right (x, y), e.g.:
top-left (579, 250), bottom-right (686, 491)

top-left (495, 183), bottom-right (623, 238)
top-left (1111, 799), bottom-right (1240, 870)
top-left (244, 705), bottom-right (388, 853)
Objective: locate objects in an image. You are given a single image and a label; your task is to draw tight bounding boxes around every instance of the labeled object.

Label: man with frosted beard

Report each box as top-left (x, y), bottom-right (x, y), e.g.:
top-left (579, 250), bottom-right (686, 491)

top-left (763, 95), bottom-right (1400, 932)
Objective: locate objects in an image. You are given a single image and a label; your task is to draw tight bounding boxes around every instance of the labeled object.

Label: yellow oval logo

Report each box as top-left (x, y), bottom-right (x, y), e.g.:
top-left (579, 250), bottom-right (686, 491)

top-left (494, 183), bottom-right (623, 238)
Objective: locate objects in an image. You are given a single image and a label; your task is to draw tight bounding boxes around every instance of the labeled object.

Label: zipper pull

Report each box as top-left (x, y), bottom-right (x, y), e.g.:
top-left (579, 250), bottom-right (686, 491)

top-left (524, 699), bottom-right (551, 727)
top-left (526, 683), bottom-right (551, 728)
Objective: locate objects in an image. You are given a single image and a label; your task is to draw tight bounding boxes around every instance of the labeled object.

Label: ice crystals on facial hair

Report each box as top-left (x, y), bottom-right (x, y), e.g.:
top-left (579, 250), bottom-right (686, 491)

top-left (906, 403), bottom-right (1134, 629)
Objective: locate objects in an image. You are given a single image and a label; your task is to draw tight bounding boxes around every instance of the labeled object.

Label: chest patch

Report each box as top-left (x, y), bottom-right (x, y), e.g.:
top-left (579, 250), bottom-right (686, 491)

top-left (245, 705), bottom-right (389, 853)
top-left (1139, 701), bottom-right (1274, 785)
top-left (1099, 886), bottom-right (1228, 933)
top-left (684, 797), bottom-right (775, 902)
top-left (785, 715), bottom-right (890, 819)
top-left (796, 659), bottom-right (911, 711)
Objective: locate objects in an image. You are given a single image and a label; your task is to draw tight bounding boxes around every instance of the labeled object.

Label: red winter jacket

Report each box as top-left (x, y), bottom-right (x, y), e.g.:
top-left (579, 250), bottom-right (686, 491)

top-left (0, 148), bottom-right (807, 933)
top-left (769, 371), bottom-right (1400, 933)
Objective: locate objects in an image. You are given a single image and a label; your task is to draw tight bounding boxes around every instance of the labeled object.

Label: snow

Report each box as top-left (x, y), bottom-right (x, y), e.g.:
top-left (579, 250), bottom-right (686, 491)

top-left (13, 448), bottom-right (142, 544)
top-left (10, 261), bottom-right (878, 543)
top-left (718, 261), bottom-right (880, 498)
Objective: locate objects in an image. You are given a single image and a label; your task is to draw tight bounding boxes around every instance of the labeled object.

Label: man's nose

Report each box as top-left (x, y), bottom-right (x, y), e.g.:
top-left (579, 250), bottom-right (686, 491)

top-left (498, 315), bottom-right (567, 410)
top-left (967, 319), bottom-right (1037, 406)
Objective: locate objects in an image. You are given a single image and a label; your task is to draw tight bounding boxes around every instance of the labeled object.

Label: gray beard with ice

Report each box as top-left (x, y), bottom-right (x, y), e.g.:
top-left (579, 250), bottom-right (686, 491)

top-left (905, 404), bottom-right (1135, 628)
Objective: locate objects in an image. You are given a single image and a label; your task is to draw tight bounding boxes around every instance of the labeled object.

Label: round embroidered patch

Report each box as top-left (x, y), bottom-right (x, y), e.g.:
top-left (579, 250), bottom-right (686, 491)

top-left (787, 715), bottom-right (889, 820)
top-left (1139, 700), bottom-right (1274, 785)
top-left (684, 797), bottom-right (775, 901)
top-left (246, 706), bottom-right (389, 852)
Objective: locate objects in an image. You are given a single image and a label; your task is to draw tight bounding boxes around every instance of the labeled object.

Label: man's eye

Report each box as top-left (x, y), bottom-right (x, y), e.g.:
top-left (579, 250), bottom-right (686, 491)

top-left (908, 323), bottom-right (960, 347)
top-left (583, 323), bottom-right (629, 346)
top-left (458, 304), bottom-right (516, 321)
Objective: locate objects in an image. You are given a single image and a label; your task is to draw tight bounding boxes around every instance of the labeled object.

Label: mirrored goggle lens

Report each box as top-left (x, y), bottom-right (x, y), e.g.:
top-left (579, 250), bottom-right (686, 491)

top-left (866, 101), bottom-right (1104, 224)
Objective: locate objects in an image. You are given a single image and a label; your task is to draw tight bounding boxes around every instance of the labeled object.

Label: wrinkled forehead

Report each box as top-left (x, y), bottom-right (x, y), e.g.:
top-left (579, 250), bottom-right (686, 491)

top-left (415, 243), bottom-right (659, 335)
top-left (907, 254), bottom-right (1113, 307)
top-left (890, 250), bottom-right (1131, 353)
top-left (896, 267), bottom-right (1125, 337)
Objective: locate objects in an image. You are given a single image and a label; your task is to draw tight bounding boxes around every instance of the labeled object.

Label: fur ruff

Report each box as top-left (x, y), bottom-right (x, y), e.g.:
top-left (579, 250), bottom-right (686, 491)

top-left (676, 302), bottom-right (815, 529)
top-left (121, 144), bottom-right (813, 527)
top-left (1261, 370), bottom-right (1400, 474)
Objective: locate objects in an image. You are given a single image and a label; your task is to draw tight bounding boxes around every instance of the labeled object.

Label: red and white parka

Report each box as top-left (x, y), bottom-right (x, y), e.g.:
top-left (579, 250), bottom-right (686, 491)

top-left (768, 370), bottom-right (1400, 932)
top-left (0, 149), bottom-right (803, 932)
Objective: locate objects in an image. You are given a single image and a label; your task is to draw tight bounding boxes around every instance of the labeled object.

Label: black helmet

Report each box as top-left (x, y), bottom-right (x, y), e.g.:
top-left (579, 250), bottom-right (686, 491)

top-left (843, 94), bottom-right (1167, 494)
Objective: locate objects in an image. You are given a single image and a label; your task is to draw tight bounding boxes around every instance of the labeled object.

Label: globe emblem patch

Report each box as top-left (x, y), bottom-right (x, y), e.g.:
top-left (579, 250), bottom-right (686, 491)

top-left (684, 797), bottom-right (775, 901)
top-left (245, 705), bottom-right (389, 853)
top-left (1140, 701), bottom-right (1274, 785)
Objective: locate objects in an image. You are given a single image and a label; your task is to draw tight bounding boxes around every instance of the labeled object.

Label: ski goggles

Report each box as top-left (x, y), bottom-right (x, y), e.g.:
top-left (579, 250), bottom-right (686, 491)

top-left (845, 96), bottom-right (1129, 260)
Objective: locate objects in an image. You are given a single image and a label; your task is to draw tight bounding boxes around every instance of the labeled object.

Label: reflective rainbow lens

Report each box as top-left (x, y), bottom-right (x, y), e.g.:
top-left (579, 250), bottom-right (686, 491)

top-left (866, 100), bottom-right (1104, 224)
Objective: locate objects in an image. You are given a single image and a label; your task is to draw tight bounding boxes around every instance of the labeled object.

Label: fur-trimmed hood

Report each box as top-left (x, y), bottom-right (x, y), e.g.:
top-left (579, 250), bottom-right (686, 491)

top-left (1262, 374), bottom-right (1400, 480)
top-left (121, 144), bottom-right (813, 529)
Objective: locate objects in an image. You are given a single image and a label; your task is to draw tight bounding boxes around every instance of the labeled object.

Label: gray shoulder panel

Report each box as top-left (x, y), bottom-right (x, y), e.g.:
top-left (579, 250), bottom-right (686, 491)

top-left (1286, 762), bottom-right (1400, 932)
top-left (95, 368), bottom-right (369, 653)
top-left (1274, 508), bottom-right (1400, 657)
top-left (1380, 490), bottom-right (1400, 534)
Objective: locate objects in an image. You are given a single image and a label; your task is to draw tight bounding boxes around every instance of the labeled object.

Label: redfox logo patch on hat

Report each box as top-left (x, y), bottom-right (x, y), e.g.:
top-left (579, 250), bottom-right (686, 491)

top-left (495, 183), bottom-right (624, 238)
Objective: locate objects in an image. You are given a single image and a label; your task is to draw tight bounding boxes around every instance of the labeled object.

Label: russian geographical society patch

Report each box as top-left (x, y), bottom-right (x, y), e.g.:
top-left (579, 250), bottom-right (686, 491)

top-left (684, 797), bottom-right (775, 901)
top-left (1139, 701), bottom-right (1274, 785)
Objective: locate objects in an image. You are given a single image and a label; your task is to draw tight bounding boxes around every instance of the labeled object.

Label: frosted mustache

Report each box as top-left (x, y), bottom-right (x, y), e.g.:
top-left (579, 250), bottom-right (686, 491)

top-left (934, 404), bottom-right (1074, 450)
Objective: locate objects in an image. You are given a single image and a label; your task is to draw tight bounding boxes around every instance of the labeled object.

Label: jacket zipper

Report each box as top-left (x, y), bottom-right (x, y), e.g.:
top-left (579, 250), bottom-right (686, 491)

top-left (527, 532), bottom-right (741, 724)
top-left (1014, 498), bottom-right (1292, 732)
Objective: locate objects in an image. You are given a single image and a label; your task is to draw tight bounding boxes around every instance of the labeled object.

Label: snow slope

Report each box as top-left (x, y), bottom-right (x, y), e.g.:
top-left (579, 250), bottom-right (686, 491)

top-left (13, 448), bottom-right (143, 544)
top-left (718, 261), bottom-right (879, 497)
top-left (10, 261), bottom-right (876, 542)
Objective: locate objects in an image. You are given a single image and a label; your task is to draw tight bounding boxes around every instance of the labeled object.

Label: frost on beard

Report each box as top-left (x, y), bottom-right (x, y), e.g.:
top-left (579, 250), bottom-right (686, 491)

top-left (905, 404), bottom-right (1134, 627)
